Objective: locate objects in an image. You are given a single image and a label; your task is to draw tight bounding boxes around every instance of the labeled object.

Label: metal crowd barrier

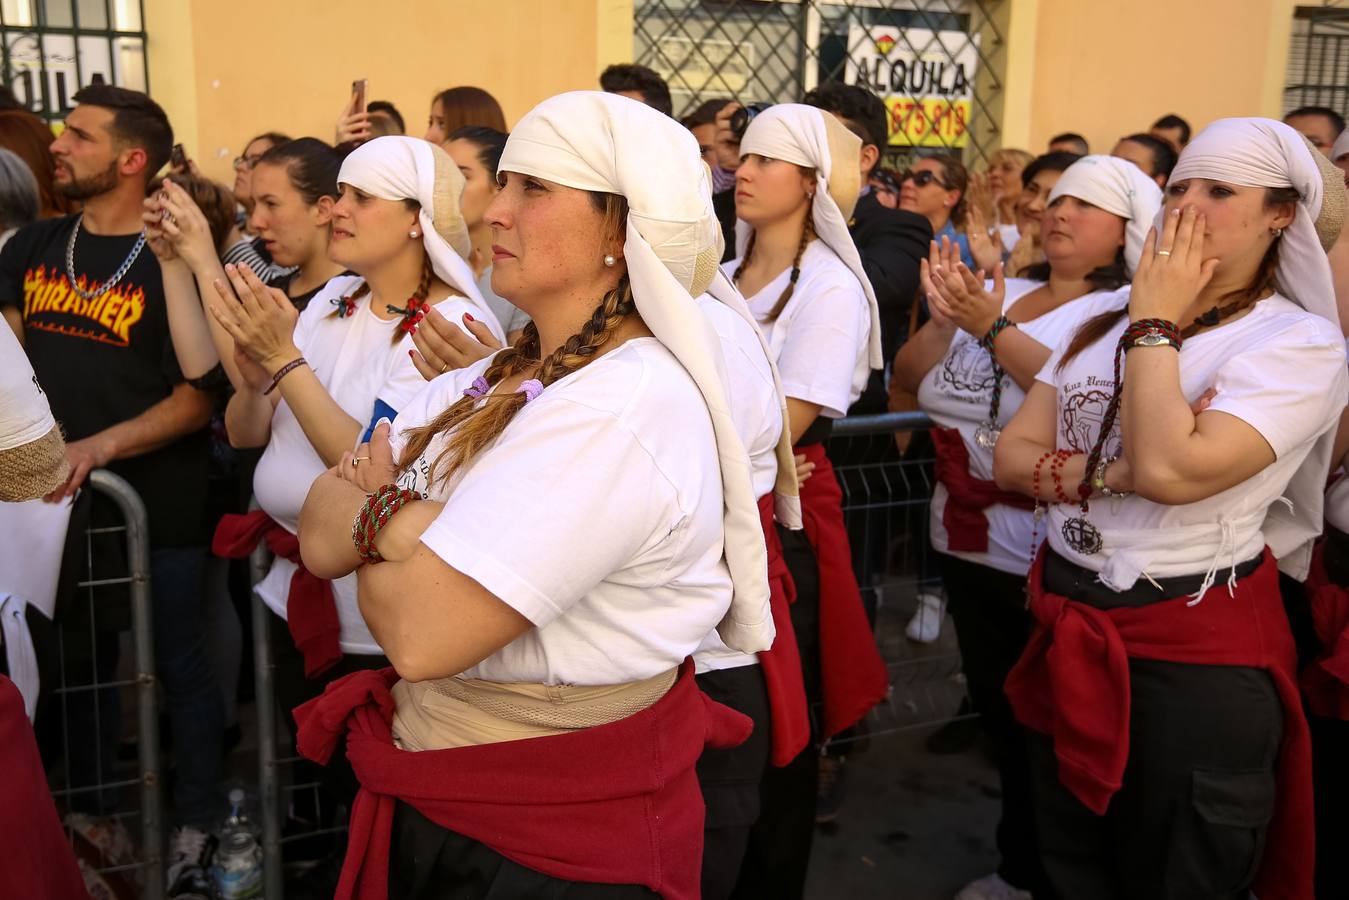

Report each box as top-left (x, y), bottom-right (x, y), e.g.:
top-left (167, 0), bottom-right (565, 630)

top-left (823, 411), bottom-right (972, 744)
top-left (44, 470), bottom-right (163, 899)
top-left (251, 544), bottom-right (350, 900)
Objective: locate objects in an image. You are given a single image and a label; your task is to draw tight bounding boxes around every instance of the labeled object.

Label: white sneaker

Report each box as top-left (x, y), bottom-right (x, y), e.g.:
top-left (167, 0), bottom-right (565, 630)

top-left (905, 590), bottom-right (946, 643)
top-left (954, 873), bottom-right (1032, 900)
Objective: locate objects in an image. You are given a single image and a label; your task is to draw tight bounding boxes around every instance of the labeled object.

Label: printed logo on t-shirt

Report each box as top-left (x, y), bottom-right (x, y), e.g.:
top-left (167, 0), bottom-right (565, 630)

top-left (396, 450), bottom-right (434, 500)
top-left (936, 336), bottom-right (995, 399)
top-left (21, 264), bottom-right (146, 347)
top-left (1060, 374), bottom-right (1120, 454)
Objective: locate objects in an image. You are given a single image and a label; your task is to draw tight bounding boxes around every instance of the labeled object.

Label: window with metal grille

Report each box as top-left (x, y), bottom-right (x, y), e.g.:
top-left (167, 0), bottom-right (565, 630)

top-left (0, 0), bottom-right (148, 125)
top-left (1285, 4), bottom-right (1349, 116)
top-left (633, 0), bottom-right (1007, 165)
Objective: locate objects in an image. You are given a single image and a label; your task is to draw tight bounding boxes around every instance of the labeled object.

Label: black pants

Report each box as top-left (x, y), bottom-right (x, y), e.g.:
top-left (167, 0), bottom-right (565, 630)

top-left (732, 525), bottom-right (821, 900)
top-left (1029, 657), bottom-right (1282, 899)
top-left (388, 802), bottom-right (658, 898)
top-left (695, 665), bottom-right (770, 900)
top-left (1311, 712), bottom-right (1349, 900)
top-left (268, 609), bottom-right (386, 821)
top-left (938, 553), bottom-right (1051, 896)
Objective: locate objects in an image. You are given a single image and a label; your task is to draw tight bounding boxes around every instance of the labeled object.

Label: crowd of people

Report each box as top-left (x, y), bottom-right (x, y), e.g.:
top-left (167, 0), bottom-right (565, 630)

top-left (1, 58), bottom-right (1349, 900)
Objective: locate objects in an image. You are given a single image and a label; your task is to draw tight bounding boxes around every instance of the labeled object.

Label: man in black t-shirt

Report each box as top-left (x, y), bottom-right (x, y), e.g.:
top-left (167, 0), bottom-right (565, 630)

top-left (0, 85), bottom-right (223, 894)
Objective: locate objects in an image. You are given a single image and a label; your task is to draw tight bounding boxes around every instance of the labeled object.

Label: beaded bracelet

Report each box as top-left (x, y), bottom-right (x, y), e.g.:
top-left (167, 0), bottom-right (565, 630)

top-left (263, 357), bottom-right (307, 395)
top-left (1049, 450), bottom-right (1079, 505)
top-left (978, 315), bottom-right (1017, 352)
top-left (352, 483), bottom-right (419, 564)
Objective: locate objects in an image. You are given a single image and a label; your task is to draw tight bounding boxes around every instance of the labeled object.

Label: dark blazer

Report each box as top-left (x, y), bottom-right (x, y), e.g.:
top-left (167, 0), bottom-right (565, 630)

top-left (847, 193), bottom-right (931, 413)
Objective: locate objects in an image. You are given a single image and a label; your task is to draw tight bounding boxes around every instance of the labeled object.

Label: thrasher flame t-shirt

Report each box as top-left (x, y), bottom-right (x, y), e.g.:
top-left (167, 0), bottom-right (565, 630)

top-left (0, 215), bottom-right (208, 546)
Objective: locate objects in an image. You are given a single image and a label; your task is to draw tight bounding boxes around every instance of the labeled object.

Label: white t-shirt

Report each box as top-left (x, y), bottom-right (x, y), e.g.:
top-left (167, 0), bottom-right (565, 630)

top-left (690, 293), bottom-right (783, 674)
top-left (1037, 292), bottom-right (1348, 591)
top-left (387, 337), bottom-right (733, 685)
top-left (0, 320), bottom-right (55, 452)
top-left (722, 240), bottom-right (872, 418)
top-left (252, 274), bottom-right (475, 654)
top-left (1327, 471), bottom-right (1349, 535)
top-left (919, 280), bottom-right (1119, 575)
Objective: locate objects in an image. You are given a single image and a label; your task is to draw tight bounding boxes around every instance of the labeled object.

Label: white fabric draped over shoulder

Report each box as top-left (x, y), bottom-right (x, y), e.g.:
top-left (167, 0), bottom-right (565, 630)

top-left (1048, 154), bottom-right (1163, 274)
top-left (734, 103), bottom-right (883, 371)
top-left (497, 90), bottom-right (800, 654)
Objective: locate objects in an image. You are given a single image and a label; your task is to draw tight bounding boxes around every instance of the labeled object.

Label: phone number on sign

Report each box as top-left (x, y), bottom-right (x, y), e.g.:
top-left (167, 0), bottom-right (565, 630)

top-left (883, 98), bottom-right (972, 148)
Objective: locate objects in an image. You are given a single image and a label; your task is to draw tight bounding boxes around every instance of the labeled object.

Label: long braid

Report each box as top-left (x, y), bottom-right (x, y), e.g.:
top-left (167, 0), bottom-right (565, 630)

top-left (731, 196), bottom-right (815, 324)
top-left (732, 232), bottom-right (756, 283)
top-left (399, 276), bottom-right (635, 487)
top-left (388, 255), bottom-right (435, 344)
top-left (764, 208), bottom-right (815, 323)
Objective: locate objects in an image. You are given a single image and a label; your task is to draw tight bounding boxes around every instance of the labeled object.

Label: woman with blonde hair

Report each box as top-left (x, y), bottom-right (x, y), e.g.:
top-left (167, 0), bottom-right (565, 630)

top-left (295, 91), bottom-right (792, 899)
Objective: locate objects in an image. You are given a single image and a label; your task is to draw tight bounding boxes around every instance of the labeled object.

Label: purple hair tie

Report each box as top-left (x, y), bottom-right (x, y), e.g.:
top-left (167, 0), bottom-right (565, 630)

top-left (463, 376), bottom-right (490, 399)
top-left (518, 379), bottom-right (544, 402)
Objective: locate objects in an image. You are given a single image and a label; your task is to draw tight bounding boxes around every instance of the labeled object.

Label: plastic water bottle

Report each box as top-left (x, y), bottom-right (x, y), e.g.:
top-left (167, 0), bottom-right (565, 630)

top-left (212, 788), bottom-right (263, 899)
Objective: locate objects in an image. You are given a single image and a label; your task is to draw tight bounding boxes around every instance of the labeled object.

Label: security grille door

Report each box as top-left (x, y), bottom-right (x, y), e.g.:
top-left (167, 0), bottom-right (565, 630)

top-left (1285, 4), bottom-right (1349, 117)
top-left (633, 0), bottom-right (1007, 165)
top-left (0, 0), bottom-right (149, 125)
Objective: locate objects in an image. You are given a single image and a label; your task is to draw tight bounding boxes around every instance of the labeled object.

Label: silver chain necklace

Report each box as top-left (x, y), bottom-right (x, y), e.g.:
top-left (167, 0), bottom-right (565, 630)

top-left (65, 213), bottom-right (147, 301)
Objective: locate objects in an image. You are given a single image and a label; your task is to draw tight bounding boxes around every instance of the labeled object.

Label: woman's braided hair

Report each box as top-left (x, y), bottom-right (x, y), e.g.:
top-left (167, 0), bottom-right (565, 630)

top-left (734, 191), bottom-right (816, 323)
top-left (398, 192), bottom-right (634, 487)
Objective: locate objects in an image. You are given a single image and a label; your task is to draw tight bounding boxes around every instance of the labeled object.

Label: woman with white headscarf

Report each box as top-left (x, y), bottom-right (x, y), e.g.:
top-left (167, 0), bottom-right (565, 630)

top-left (894, 154), bottom-right (1160, 900)
top-left (723, 102), bottom-right (888, 897)
top-left (992, 118), bottom-right (1348, 900)
top-left (293, 92), bottom-right (792, 899)
top-left (207, 135), bottom-right (499, 840)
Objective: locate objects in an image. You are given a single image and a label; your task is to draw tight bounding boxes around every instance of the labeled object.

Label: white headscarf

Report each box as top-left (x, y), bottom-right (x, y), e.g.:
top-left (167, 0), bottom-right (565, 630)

top-left (735, 104), bottom-right (883, 371)
top-left (1165, 117), bottom-right (1345, 328)
top-left (1167, 117), bottom-right (1348, 582)
top-left (337, 136), bottom-right (487, 311)
top-left (1047, 155), bottom-right (1162, 275)
top-left (1332, 129), bottom-right (1349, 163)
top-left (498, 90), bottom-right (800, 654)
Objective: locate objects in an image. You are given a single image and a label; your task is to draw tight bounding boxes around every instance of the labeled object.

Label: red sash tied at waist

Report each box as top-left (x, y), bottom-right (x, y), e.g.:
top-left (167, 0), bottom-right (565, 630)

top-left (1301, 540), bottom-right (1349, 720)
top-left (294, 660), bottom-right (751, 900)
top-left (755, 493), bottom-right (810, 766)
top-left (1005, 547), bottom-right (1313, 900)
top-left (930, 426), bottom-right (1035, 554)
top-left (213, 509), bottom-right (342, 678)
top-left (797, 443), bottom-right (890, 738)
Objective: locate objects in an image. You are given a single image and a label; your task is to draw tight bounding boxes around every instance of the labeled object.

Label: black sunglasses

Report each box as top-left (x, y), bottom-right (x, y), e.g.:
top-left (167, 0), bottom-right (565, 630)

top-left (899, 169), bottom-right (950, 189)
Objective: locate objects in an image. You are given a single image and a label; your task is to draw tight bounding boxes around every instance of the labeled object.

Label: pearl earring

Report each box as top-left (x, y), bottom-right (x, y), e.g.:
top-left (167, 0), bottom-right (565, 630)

top-left (409, 229), bottom-right (419, 239)
top-left (1272, 227), bottom-right (1283, 238)
top-left (604, 254), bottom-right (616, 267)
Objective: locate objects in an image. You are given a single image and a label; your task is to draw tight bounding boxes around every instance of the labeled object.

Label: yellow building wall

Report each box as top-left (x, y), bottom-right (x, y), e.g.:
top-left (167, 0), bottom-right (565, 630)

top-left (1010, 0), bottom-right (1295, 155)
top-left (143, 0), bottom-right (634, 184)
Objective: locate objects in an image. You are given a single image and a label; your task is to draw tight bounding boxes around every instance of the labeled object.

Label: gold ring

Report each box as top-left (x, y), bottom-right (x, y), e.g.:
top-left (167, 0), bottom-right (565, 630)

top-left (440, 362), bottom-right (449, 374)
top-left (1156, 250), bottom-right (1172, 257)
top-left (351, 455), bottom-right (370, 467)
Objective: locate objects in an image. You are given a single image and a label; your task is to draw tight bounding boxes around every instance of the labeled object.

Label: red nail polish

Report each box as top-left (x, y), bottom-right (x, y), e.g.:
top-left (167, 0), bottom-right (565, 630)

top-left (464, 312), bottom-right (474, 322)
top-left (408, 349), bottom-right (414, 359)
